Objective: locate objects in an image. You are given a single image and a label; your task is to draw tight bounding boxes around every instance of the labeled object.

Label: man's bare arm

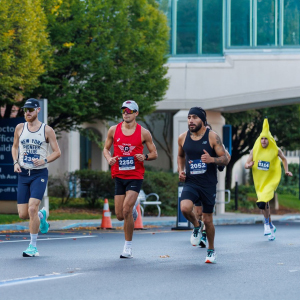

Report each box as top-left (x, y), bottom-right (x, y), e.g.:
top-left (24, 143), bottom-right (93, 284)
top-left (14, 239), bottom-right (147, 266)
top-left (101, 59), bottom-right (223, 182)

top-left (212, 134), bottom-right (229, 166)
top-left (278, 148), bottom-right (293, 176)
top-left (244, 149), bottom-right (254, 169)
top-left (103, 126), bottom-right (119, 166)
top-left (138, 128), bottom-right (157, 161)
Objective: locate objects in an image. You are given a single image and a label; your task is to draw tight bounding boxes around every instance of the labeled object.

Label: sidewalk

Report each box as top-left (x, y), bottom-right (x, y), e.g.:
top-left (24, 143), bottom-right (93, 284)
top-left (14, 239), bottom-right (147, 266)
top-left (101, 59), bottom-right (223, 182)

top-left (1, 212), bottom-right (300, 232)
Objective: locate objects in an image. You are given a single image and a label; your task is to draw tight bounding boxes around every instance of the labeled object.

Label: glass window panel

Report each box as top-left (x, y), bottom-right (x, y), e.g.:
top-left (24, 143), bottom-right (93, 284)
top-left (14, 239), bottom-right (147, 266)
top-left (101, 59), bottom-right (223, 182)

top-left (284, 0), bottom-right (300, 45)
top-left (230, 0), bottom-right (251, 46)
top-left (257, 0), bottom-right (276, 46)
top-left (176, 0), bottom-right (198, 54)
top-left (158, 0), bottom-right (172, 53)
top-left (202, 0), bottom-right (223, 54)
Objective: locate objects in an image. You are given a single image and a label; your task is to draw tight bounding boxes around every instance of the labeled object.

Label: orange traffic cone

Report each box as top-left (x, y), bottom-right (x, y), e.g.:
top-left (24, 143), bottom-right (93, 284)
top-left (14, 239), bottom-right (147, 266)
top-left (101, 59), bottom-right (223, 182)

top-left (134, 204), bottom-right (144, 230)
top-left (100, 199), bottom-right (113, 229)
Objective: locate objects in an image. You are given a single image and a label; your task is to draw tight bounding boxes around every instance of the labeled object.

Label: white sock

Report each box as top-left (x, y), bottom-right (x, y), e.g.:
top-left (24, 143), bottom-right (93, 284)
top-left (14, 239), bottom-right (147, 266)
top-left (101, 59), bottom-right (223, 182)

top-left (38, 211), bottom-right (43, 219)
top-left (125, 240), bottom-right (132, 248)
top-left (30, 234), bottom-right (38, 247)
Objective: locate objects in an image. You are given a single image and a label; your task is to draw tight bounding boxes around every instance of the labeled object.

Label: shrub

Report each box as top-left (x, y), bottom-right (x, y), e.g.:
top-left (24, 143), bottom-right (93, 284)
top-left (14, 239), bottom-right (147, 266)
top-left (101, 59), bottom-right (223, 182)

top-left (48, 173), bottom-right (70, 205)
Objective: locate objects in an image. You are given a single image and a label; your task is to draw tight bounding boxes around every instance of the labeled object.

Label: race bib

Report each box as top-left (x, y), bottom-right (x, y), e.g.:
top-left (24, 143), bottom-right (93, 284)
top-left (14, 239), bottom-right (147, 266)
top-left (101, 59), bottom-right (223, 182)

top-left (118, 156), bottom-right (135, 170)
top-left (189, 159), bottom-right (207, 174)
top-left (23, 153), bottom-right (40, 165)
top-left (257, 160), bottom-right (270, 171)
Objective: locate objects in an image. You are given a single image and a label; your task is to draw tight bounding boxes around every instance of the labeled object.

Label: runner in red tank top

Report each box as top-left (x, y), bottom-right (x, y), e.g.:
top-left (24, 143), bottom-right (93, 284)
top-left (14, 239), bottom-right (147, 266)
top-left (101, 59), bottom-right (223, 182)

top-left (103, 100), bottom-right (158, 259)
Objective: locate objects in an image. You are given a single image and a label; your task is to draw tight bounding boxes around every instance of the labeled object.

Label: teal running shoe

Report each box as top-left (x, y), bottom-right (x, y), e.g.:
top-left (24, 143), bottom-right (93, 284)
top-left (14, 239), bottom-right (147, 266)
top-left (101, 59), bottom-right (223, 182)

top-left (23, 244), bottom-right (39, 257)
top-left (39, 207), bottom-right (50, 234)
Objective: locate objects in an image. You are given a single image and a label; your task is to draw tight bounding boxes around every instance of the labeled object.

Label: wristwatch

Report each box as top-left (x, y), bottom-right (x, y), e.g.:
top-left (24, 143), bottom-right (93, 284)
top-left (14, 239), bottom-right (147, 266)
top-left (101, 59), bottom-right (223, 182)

top-left (13, 160), bottom-right (18, 165)
top-left (144, 154), bottom-right (149, 161)
top-left (44, 158), bottom-right (48, 164)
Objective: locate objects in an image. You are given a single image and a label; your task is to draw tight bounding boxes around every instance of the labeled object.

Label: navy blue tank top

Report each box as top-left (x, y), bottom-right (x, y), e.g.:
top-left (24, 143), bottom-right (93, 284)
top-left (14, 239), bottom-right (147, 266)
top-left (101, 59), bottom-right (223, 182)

top-left (183, 129), bottom-right (217, 186)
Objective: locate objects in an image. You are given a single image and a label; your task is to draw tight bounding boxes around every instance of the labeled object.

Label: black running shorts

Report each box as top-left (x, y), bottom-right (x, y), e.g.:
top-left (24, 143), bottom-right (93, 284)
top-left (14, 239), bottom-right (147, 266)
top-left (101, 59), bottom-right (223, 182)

top-left (114, 177), bottom-right (143, 195)
top-left (180, 183), bottom-right (216, 213)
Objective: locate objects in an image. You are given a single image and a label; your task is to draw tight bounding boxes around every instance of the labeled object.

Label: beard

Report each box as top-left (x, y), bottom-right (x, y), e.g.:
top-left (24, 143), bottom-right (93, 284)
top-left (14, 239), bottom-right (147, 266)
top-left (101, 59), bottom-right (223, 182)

top-left (25, 113), bottom-right (38, 122)
top-left (189, 122), bottom-right (202, 132)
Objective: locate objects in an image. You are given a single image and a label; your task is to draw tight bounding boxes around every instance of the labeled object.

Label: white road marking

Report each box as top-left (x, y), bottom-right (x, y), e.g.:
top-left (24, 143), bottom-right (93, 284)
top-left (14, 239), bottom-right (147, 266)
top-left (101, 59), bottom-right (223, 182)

top-left (0, 273), bottom-right (81, 287)
top-left (0, 235), bottom-right (96, 243)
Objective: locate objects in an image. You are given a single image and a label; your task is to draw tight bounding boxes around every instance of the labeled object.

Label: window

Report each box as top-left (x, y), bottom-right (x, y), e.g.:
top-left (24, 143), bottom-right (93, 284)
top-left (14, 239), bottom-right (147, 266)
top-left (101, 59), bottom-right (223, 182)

top-left (230, 0), bottom-right (251, 46)
top-left (257, 0), bottom-right (277, 46)
top-left (202, 0), bottom-right (223, 54)
top-left (284, 0), bottom-right (300, 45)
top-left (176, 0), bottom-right (198, 54)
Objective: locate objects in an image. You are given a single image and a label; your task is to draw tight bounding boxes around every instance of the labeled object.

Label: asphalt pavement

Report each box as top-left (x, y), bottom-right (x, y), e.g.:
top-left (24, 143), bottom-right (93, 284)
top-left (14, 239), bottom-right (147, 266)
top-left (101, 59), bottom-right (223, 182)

top-left (1, 222), bottom-right (300, 300)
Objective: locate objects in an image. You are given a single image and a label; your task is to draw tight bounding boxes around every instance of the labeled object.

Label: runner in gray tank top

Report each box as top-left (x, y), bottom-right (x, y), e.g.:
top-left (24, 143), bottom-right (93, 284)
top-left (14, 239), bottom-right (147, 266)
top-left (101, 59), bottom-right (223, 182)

top-left (177, 107), bottom-right (229, 264)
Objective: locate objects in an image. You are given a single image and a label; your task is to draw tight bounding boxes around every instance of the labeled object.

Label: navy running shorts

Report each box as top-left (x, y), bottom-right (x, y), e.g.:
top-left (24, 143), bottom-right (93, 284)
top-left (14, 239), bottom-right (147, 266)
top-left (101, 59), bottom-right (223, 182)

top-left (17, 168), bottom-right (48, 204)
top-left (180, 183), bottom-right (216, 213)
top-left (114, 177), bottom-right (143, 195)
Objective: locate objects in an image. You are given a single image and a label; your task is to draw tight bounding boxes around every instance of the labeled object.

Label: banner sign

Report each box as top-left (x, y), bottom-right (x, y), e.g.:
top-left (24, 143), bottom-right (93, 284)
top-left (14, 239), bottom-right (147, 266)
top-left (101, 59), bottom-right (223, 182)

top-left (0, 117), bottom-right (24, 200)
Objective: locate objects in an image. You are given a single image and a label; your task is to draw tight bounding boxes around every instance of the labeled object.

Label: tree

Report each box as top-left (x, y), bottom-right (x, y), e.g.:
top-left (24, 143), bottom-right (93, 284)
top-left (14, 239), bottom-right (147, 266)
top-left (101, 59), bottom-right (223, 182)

top-left (0, 0), bottom-right (51, 115)
top-left (223, 104), bottom-right (300, 189)
top-left (31, 0), bottom-right (169, 133)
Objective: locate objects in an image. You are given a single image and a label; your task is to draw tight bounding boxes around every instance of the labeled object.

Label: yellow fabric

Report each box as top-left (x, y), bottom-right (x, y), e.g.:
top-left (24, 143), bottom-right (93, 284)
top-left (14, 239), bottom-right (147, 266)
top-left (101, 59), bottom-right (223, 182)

top-left (252, 118), bottom-right (281, 203)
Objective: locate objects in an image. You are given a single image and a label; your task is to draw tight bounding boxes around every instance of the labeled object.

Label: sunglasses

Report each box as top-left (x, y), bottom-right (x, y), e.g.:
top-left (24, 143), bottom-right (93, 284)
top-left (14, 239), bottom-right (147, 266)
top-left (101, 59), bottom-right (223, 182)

top-left (23, 108), bottom-right (37, 113)
top-left (121, 108), bottom-right (136, 114)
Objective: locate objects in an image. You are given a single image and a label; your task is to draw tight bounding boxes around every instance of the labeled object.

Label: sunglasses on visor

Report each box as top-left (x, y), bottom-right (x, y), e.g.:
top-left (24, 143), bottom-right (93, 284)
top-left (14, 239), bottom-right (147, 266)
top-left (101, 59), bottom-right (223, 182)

top-left (121, 108), bottom-right (136, 114)
top-left (23, 108), bottom-right (37, 113)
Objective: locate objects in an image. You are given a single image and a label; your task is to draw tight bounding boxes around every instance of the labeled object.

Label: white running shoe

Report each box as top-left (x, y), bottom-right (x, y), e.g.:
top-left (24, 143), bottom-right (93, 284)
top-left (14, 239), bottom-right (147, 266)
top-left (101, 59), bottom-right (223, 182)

top-left (205, 250), bottom-right (217, 264)
top-left (264, 224), bottom-right (271, 236)
top-left (120, 247), bottom-right (133, 259)
top-left (132, 199), bottom-right (139, 221)
top-left (269, 225), bottom-right (276, 241)
top-left (190, 221), bottom-right (204, 246)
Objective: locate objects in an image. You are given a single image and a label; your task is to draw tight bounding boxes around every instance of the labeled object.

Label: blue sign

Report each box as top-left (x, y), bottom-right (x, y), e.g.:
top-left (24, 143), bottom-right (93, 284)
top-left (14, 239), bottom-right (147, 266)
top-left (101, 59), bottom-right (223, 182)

top-left (0, 117), bottom-right (24, 201)
top-left (172, 182), bottom-right (191, 230)
top-left (223, 125), bottom-right (232, 155)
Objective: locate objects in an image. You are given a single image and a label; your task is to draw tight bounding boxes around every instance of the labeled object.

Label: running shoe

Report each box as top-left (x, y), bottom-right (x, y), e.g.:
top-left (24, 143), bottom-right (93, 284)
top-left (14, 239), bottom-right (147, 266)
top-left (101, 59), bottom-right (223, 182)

top-left (120, 247), bottom-right (133, 259)
top-left (132, 199), bottom-right (139, 222)
top-left (200, 235), bottom-right (207, 248)
top-left (39, 207), bottom-right (50, 234)
top-left (190, 221), bottom-right (204, 246)
top-left (264, 224), bottom-right (271, 236)
top-left (205, 249), bottom-right (217, 264)
top-left (23, 244), bottom-right (39, 257)
top-left (269, 225), bottom-right (276, 241)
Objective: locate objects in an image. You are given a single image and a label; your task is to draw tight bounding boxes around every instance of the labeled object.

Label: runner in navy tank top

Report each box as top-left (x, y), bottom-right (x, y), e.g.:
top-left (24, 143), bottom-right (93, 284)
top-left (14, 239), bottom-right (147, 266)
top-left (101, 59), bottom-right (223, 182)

top-left (103, 100), bottom-right (157, 259)
top-left (177, 107), bottom-right (229, 264)
top-left (12, 98), bottom-right (61, 257)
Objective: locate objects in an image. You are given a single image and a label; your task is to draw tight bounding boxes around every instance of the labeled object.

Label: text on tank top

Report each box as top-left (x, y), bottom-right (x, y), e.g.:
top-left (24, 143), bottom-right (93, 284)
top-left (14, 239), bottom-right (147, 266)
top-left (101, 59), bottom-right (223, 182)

top-left (18, 122), bottom-right (49, 169)
top-left (111, 122), bottom-right (145, 179)
top-left (182, 129), bottom-right (217, 186)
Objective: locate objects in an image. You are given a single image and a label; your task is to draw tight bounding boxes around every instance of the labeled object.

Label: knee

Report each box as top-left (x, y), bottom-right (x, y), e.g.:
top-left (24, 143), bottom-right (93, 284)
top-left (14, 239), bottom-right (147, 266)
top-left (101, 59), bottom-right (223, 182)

top-left (115, 211), bottom-right (124, 221)
top-left (202, 215), bottom-right (213, 227)
top-left (123, 207), bottom-right (131, 219)
top-left (19, 212), bottom-right (28, 219)
top-left (28, 205), bottom-right (38, 217)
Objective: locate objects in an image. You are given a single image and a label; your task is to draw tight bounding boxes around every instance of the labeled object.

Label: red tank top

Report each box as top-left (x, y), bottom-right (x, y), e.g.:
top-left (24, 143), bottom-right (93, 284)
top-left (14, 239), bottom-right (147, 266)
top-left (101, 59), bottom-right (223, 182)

top-left (111, 122), bottom-right (145, 179)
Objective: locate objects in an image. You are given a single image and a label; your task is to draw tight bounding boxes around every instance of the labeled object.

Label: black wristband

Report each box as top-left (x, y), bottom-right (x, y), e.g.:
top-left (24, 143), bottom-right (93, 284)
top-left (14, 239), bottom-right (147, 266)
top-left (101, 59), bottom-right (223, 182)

top-left (145, 154), bottom-right (149, 161)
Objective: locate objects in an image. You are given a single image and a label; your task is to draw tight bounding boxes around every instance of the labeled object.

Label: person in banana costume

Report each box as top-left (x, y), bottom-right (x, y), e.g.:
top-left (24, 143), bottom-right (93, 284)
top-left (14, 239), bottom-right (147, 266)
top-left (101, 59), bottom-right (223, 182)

top-left (245, 118), bottom-right (293, 241)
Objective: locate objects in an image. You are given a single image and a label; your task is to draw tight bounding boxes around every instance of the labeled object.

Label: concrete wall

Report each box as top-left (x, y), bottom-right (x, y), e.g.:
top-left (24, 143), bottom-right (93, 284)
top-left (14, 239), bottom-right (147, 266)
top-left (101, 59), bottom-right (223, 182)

top-left (157, 54), bottom-right (300, 112)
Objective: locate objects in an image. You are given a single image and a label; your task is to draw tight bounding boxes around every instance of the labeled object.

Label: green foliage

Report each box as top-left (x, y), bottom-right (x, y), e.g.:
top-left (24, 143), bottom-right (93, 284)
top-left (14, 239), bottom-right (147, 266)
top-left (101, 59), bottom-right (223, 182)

top-left (280, 163), bottom-right (299, 187)
top-left (53, 169), bottom-right (178, 214)
top-left (48, 173), bottom-right (71, 204)
top-left (0, 0), bottom-right (52, 107)
top-left (32, 0), bottom-right (170, 132)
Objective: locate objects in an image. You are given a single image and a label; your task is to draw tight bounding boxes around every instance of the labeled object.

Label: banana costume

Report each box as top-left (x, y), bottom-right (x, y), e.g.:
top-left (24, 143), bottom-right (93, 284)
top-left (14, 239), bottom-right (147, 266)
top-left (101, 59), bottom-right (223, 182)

top-left (252, 118), bottom-right (281, 203)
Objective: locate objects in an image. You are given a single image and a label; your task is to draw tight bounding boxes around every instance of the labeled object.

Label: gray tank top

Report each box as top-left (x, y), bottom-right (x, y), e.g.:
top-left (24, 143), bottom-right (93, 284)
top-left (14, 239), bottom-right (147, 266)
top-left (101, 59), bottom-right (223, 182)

top-left (18, 122), bottom-right (49, 169)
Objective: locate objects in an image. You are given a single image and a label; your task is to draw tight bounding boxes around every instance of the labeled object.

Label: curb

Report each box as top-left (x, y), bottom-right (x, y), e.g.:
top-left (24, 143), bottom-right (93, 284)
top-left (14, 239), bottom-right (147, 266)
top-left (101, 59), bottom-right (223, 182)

top-left (0, 224), bottom-right (28, 231)
top-left (278, 214), bottom-right (300, 222)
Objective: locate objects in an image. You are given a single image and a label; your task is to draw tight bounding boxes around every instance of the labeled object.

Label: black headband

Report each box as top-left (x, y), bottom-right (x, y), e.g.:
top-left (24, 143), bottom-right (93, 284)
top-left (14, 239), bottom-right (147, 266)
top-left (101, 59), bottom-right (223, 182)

top-left (188, 107), bottom-right (207, 124)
